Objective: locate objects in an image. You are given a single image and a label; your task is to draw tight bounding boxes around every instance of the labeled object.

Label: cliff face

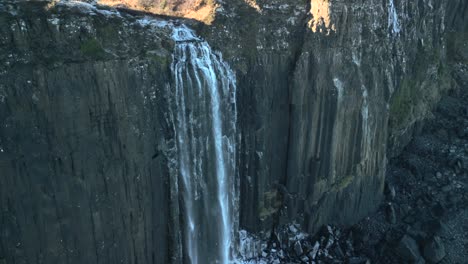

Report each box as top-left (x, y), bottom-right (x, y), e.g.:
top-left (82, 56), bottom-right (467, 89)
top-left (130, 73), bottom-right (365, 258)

top-left (0, 0), bottom-right (465, 263)
top-left (0, 2), bottom-right (177, 263)
top-left (202, 0), bottom-right (454, 235)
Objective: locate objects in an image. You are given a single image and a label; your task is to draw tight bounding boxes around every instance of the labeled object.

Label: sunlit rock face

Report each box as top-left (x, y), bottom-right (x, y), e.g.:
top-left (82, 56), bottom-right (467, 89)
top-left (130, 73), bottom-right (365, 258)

top-left (98, 0), bottom-right (217, 23)
top-left (308, 0), bottom-right (334, 34)
top-left (0, 0), bottom-right (465, 263)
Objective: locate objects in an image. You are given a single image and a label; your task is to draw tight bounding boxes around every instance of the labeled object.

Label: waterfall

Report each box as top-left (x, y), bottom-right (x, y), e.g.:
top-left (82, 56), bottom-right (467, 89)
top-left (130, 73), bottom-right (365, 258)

top-left (388, 0), bottom-right (401, 35)
top-left (170, 25), bottom-right (238, 264)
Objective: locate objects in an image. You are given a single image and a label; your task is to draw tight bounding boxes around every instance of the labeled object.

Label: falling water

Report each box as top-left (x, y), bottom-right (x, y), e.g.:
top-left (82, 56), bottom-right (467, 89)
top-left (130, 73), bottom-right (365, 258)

top-left (171, 25), bottom-right (237, 264)
top-left (388, 0), bottom-right (401, 35)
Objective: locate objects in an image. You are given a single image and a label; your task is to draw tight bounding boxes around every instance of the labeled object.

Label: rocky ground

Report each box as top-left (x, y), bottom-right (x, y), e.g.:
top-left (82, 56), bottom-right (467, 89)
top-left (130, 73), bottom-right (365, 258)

top-left (250, 86), bottom-right (468, 264)
top-left (351, 86), bottom-right (468, 263)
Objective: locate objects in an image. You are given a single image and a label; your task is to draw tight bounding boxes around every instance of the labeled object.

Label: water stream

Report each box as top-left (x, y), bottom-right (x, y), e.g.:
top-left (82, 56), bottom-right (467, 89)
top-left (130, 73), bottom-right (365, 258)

top-left (388, 0), bottom-right (401, 35)
top-left (171, 25), bottom-right (238, 264)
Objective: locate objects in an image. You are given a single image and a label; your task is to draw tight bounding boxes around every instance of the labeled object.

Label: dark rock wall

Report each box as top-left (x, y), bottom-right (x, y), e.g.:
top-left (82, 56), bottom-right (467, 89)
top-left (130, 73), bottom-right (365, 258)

top-left (285, 0), bottom-right (447, 234)
top-left (446, 0), bottom-right (468, 90)
top-left (236, 53), bottom-right (293, 232)
top-left (446, 0), bottom-right (468, 32)
top-left (0, 3), bottom-right (177, 264)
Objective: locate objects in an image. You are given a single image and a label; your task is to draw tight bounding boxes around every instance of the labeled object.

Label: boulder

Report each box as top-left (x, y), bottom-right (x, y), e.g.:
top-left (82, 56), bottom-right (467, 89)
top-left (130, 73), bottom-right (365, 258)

top-left (396, 235), bottom-right (423, 262)
top-left (423, 236), bottom-right (446, 263)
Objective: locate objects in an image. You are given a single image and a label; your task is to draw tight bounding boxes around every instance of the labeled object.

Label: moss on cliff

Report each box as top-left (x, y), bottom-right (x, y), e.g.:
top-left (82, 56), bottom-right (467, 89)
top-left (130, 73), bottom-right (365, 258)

top-left (389, 47), bottom-right (450, 130)
top-left (98, 24), bottom-right (119, 42)
top-left (259, 190), bottom-right (282, 220)
top-left (389, 78), bottom-right (418, 129)
top-left (147, 51), bottom-right (171, 71)
top-left (332, 175), bottom-right (354, 192)
top-left (447, 32), bottom-right (468, 63)
top-left (80, 38), bottom-right (105, 58)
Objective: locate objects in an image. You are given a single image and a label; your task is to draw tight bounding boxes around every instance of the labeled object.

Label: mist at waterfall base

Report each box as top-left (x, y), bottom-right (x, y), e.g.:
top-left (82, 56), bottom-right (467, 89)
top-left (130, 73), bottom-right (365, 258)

top-left (170, 25), bottom-right (238, 264)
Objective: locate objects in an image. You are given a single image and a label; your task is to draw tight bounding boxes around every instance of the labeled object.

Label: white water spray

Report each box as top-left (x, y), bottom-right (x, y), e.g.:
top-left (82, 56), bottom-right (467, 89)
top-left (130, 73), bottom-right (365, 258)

top-left (388, 0), bottom-right (401, 35)
top-left (171, 25), bottom-right (237, 264)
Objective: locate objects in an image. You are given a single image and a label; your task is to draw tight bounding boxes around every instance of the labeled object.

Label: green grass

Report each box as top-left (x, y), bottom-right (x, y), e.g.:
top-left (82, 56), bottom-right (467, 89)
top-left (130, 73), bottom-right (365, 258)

top-left (332, 175), bottom-right (354, 192)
